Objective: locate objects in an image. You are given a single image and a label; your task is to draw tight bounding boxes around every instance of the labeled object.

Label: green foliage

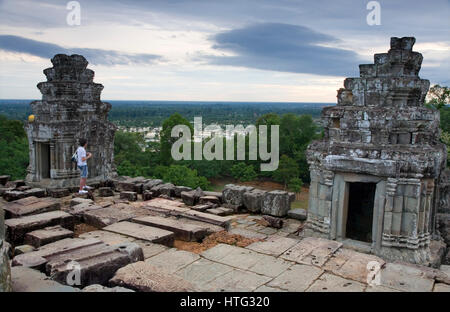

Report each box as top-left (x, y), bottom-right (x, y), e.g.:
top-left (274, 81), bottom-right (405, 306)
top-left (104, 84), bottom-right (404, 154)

top-left (160, 165), bottom-right (210, 190)
top-left (160, 113), bottom-right (193, 166)
top-left (230, 163), bottom-right (257, 182)
top-left (0, 115), bottom-right (29, 180)
top-left (440, 106), bottom-right (450, 133)
top-left (114, 131), bottom-right (159, 177)
top-left (288, 177), bottom-right (303, 193)
top-left (426, 85), bottom-right (450, 110)
top-left (272, 155), bottom-right (300, 188)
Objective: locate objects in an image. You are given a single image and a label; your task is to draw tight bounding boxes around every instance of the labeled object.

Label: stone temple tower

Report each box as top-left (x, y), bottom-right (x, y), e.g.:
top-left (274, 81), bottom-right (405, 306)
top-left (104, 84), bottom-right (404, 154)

top-left (25, 54), bottom-right (117, 188)
top-left (305, 37), bottom-right (447, 264)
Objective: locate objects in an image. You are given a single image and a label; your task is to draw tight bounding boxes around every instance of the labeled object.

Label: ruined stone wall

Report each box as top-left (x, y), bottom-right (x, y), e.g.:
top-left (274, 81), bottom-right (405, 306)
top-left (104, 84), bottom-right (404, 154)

top-left (0, 206), bottom-right (12, 292)
top-left (25, 54), bottom-right (117, 188)
top-left (305, 37), bottom-right (448, 264)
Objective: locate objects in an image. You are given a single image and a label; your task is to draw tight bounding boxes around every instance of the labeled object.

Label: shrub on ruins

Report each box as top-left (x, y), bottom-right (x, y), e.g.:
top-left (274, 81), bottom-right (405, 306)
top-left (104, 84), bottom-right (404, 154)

top-left (114, 131), bottom-right (160, 177)
top-left (288, 177), bottom-right (303, 193)
top-left (160, 113), bottom-right (193, 166)
top-left (156, 164), bottom-right (210, 190)
top-left (0, 115), bottom-right (28, 180)
top-left (230, 162), bottom-right (257, 182)
top-left (426, 84), bottom-right (450, 110)
top-left (272, 155), bottom-right (300, 190)
top-left (256, 113), bottom-right (317, 182)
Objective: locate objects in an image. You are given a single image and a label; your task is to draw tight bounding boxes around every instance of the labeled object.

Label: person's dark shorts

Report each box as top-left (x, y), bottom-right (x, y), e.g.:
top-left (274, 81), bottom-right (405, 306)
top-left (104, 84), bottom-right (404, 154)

top-left (78, 165), bottom-right (88, 178)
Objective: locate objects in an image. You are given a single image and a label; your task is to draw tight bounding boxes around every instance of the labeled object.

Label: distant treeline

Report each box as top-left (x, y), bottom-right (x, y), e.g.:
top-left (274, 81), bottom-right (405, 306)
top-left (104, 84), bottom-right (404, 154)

top-left (0, 100), bottom-right (330, 127)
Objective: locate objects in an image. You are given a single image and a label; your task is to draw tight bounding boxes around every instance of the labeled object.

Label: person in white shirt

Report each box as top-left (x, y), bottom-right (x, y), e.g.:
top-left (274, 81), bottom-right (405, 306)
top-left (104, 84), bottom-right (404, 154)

top-left (77, 138), bottom-right (92, 194)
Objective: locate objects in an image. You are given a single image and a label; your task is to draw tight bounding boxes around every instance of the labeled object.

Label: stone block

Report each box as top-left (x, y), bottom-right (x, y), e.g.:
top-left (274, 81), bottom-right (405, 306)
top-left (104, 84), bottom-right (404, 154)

top-left (242, 189), bottom-right (266, 212)
top-left (14, 244), bottom-right (36, 256)
top-left (181, 191), bottom-right (196, 206)
top-left (11, 266), bottom-right (79, 292)
top-left (378, 262), bottom-right (434, 292)
top-left (116, 181), bottom-right (137, 193)
top-left (173, 186), bottom-right (193, 197)
top-left (67, 203), bottom-right (103, 221)
top-left (199, 195), bottom-right (221, 205)
top-left (151, 183), bottom-right (175, 197)
top-left (104, 221), bottom-right (175, 246)
top-left (203, 191), bottom-right (223, 202)
top-left (288, 208), bottom-right (307, 221)
top-left (142, 190), bottom-right (154, 201)
top-left (47, 188), bottom-right (70, 198)
top-left (0, 175), bottom-right (11, 186)
top-left (306, 273), bottom-right (366, 292)
top-left (206, 207), bottom-right (233, 216)
top-left (120, 191), bottom-right (138, 202)
top-left (142, 179), bottom-right (163, 191)
top-left (109, 261), bottom-right (196, 292)
top-left (191, 204), bottom-right (212, 212)
top-left (145, 248), bottom-right (200, 273)
top-left (5, 211), bottom-right (75, 246)
top-left (5, 180), bottom-right (25, 189)
top-left (82, 203), bottom-right (150, 228)
top-left (323, 248), bottom-right (385, 284)
top-left (70, 197), bottom-right (94, 207)
top-left (267, 264), bottom-right (323, 292)
top-left (261, 190), bottom-right (291, 217)
top-left (0, 187), bottom-right (14, 196)
top-left (3, 191), bottom-right (26, 202)
top-left (262, 215), bottom-right (283, 229)
top-left (98, 187), bottom-right (114, 197)
top-left (203, 268), bottom-right (272, 292)
top-left (280, 237), bottom-right (342, 267)
top-left (246, 235), bottom-right (299, 257)
top-left (82, 284), bottom-right (134, 292)
top-left (133, 215), bottom-right (208, 242)
top-left (23, 188), bottom-right (47, 198)
top-left (24, 225), bottom-right (74, 248)
top-left (3, 196), bottom-right (61, 219)
top-left (222, 184), bottom-right (254, 209)
top-left (175, 258), bottom-right (233, 291)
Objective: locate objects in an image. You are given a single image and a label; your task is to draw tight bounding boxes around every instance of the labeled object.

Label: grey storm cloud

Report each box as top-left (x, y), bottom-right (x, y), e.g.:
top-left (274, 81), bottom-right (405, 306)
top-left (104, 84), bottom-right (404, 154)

top-left (206, 23), bottom-right (362, 76)
top-left (0, 35), bottom-right (162, 66)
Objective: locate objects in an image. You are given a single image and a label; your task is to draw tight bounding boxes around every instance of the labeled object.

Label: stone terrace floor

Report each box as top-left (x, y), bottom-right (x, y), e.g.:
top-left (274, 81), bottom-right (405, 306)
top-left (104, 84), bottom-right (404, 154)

top-left (3, 191), bottom-right (450, 292)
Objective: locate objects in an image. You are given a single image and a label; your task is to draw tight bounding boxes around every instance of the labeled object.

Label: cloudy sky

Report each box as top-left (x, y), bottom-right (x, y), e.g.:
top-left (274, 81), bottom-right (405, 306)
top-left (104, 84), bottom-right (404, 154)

top-left (0, 0), bottom-right (449, 102)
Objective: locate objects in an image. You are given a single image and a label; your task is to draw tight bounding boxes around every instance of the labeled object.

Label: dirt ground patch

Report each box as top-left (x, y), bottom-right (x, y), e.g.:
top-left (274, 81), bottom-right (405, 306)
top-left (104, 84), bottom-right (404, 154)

top-left (73, 223), bottom-right (98, 237)
top-left (173, 230), bottom-right (261, 254)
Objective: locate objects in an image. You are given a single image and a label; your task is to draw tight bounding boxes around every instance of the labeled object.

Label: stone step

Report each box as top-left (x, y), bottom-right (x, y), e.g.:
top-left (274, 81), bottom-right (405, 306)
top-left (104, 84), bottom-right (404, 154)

top-left (109, 261), bottom-right (197, 292)
top-left (5, 211), bottom-right (75, 246)
top-left (104, 221), bottom-right (175, 247)
top-left (12, 237), bottom-right (143, 287)
top-left (24, 225), bottom-right (74, 248)
top-left (11, 266), bottom-right (79, 292)
top-left (3, 196), bottom-right (61, 219)
top-left (82, 203), bottom-right (151, 228)
top-left (206, 207), bottom-right (234, 216)
top-left (3, 188), bottom-right (47, 202)
top-left (132, 215), bottom-right (208, 242)
top-left (12, 238), bottom-right (104, 269)
top-left (142, 198), bottom-right (232, 228)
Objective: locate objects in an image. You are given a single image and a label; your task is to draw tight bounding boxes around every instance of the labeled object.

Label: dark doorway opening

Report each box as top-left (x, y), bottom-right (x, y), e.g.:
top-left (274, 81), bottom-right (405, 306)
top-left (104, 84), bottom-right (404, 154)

top-left (39, 143), bottom-right (51, 179)
top-left (346, 182), bottom-right (376, 243)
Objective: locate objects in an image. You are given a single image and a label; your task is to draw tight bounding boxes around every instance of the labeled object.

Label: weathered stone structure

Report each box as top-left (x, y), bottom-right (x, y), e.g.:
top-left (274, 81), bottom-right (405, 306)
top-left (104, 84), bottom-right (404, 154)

top-left (0, 206), bottom-right (12, 292)
top-left (305, 37), bottom-right (447, 264)
top-left (25, 54), bottom-right (117, 188)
